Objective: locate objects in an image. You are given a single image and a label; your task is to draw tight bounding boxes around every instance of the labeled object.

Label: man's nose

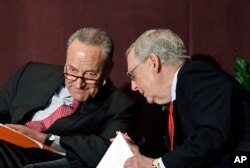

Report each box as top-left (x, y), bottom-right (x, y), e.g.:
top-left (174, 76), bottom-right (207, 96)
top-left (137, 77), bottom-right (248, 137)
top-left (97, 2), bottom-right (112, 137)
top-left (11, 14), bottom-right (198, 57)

top-left (131, 81), bottom-right (138, 91)
top-left (76, 78), bottom-right (86, 88)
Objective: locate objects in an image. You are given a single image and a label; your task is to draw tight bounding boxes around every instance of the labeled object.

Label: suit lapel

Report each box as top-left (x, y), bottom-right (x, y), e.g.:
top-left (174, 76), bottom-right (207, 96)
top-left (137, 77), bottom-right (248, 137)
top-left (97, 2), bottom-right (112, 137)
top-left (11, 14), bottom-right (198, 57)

top-left (35, 68), bottom-right (65, 106)
top-left (46, 80), bottom-right (114, 134)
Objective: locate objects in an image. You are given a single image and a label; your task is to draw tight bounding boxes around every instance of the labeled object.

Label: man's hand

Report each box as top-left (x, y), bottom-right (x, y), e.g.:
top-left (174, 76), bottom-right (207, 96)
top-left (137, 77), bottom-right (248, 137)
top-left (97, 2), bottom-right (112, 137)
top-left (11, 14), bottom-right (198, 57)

top-left (120, 132), bottom-right (135, 144)
top-left (123, 134), bottom-right (154, 168)
top-left (112, 132), bottom-right (154, 168)
top-left (5, 124), bottom-right (47, 144)
top-left (124, 153), bottom-right (154, 168)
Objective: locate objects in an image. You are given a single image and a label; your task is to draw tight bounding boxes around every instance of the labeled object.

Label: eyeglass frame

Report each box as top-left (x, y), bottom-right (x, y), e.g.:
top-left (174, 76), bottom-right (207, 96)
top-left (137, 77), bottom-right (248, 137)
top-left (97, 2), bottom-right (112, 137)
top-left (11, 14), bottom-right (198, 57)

top-left (126, 57), bottom-right (148, 81)
top-left (64, 65), bottom-right (103, 85)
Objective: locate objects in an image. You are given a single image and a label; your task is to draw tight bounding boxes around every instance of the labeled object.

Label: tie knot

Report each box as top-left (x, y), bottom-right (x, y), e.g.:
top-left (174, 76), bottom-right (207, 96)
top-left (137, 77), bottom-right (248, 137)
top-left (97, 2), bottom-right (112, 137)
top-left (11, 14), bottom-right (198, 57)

top-left (70, 100), bottom-right (80, 110)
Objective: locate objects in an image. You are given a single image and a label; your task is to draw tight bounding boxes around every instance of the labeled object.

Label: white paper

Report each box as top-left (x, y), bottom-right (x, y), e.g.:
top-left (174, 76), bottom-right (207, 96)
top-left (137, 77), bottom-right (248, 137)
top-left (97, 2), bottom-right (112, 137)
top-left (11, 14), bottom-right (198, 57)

top-left (97, 132), bottom-right (134, 168)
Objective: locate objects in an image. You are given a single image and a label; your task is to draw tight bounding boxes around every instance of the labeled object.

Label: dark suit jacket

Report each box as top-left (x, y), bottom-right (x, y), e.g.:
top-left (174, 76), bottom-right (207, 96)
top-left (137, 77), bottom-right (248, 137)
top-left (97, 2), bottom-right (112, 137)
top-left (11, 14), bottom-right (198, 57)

top-left (0, 62), bottom-right (141, 167)
top-left (162, 59), bottom-right (250, 168)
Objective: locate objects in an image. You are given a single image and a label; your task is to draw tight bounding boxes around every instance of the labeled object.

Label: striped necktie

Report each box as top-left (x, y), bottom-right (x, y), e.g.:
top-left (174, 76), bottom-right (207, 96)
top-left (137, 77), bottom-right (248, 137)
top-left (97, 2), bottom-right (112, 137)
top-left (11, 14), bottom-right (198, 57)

top-left (25, 100), bottom-right (80, 132)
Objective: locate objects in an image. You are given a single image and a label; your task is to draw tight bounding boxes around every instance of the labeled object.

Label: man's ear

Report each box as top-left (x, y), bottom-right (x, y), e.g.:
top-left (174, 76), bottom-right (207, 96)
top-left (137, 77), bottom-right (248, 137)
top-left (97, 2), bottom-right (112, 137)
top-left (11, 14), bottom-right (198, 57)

top-left (148, 53), bottom-right (161, 72)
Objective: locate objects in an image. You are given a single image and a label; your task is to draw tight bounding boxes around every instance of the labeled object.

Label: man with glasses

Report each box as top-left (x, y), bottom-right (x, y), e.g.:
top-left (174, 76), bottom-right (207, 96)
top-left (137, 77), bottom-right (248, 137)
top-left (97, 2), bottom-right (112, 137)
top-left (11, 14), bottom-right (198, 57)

top-left (123, 29), bottom-right (250, 168)
top-left (0, 27), bottom-right (140, 168)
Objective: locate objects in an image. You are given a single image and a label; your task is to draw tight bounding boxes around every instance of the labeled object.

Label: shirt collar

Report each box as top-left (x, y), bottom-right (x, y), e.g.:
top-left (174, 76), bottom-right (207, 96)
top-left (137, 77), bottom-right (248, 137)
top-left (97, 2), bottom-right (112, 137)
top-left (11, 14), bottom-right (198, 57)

top-left (60, 86), bottom-right (73, 105)
top-left (171, 66), bottom-right (182, 101)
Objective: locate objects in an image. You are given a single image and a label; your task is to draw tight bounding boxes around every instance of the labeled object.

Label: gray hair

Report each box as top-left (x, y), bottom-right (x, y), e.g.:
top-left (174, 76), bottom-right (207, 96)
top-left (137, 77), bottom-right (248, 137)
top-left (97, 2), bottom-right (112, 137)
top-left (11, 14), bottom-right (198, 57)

top-left (67, 27), bottom-right (114, 62)
top-left (126, 29), bottom-right (190, 64)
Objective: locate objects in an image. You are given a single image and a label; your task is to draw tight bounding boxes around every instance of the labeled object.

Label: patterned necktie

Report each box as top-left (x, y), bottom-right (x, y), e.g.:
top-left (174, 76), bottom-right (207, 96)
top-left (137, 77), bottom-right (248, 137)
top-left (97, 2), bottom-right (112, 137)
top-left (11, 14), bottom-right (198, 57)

top-left (25, 100), bottom-right (80, 132)
top-left (168, 101), bottom-right (174, 150)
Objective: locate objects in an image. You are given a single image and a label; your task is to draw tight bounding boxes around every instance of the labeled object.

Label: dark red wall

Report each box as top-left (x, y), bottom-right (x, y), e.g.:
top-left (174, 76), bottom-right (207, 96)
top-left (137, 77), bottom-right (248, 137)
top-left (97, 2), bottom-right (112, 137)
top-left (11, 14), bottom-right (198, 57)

top-left (0, 0), bottom-right (250, 157)
top-left (1, 0), bottom-right (249, 88)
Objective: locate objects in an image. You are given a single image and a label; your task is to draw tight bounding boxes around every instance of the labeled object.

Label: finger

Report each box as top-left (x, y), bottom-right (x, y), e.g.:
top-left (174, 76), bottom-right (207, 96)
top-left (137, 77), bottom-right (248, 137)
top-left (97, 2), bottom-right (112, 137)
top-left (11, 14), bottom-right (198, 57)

top-left (123, 135), bottom-right (134, 144)
top-left (116, 131), bottom-right (135, 144)
top-left (129, 144), bottom-right (140, 155)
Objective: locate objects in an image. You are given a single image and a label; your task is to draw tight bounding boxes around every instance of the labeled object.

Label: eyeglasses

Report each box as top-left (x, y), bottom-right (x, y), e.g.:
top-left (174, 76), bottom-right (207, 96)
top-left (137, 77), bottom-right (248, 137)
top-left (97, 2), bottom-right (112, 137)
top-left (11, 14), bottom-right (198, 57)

top-left (64, 66), bottom-right (101, 85)
top-left (126, 63), bottom-right (142, 81)
top-left (126, 57), bottom-right (148, 81)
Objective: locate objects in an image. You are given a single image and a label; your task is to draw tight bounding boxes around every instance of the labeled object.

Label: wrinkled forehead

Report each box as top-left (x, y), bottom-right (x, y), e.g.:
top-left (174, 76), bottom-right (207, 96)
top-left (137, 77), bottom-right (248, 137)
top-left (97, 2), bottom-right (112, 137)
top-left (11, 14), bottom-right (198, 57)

top-left (66, 42), bottom-right (105, 71)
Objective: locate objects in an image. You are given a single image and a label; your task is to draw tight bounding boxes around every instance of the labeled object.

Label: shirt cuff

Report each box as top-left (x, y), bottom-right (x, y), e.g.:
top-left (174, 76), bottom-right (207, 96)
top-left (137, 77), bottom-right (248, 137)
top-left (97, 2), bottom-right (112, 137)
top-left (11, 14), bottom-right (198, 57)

top-left (51, 135), bottom-right (66, 155)
top-left (159, 157), bottom-right (166, 168)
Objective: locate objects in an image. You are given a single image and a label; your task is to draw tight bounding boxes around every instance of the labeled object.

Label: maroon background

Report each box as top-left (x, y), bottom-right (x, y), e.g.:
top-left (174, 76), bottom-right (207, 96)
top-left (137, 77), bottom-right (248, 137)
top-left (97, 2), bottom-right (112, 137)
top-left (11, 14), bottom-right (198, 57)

top-left (1, 0), bottom-right (250, 157)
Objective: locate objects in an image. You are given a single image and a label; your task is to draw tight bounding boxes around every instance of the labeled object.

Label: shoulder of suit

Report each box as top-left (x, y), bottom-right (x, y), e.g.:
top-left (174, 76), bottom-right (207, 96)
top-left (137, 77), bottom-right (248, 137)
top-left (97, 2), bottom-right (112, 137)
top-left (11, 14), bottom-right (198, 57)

top-left (181, 59), bottom-right (221, 72)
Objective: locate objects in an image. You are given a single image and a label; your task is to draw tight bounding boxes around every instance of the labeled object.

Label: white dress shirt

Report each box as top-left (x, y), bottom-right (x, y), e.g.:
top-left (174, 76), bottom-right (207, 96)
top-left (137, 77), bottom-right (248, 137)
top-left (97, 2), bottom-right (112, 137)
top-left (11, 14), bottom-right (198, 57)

top-left (32, 86), bottom-right (73, 121)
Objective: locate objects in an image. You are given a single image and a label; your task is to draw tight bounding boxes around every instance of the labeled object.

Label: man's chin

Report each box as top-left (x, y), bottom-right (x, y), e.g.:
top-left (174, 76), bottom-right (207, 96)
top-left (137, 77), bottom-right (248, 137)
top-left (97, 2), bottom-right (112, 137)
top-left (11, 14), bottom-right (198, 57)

top-left (146, 97), bottom-right (165, 105)
top-left (72, 94), bottom-right (89, 102)
top-left (146, 97), bottom-right (154, 104)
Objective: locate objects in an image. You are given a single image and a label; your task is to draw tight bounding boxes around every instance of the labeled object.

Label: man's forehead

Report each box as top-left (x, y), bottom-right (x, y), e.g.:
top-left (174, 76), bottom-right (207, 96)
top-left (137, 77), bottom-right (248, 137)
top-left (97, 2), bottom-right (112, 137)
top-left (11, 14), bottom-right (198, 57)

top-left (67, 45), bottom-right (104, 68)
top-left (127, 49), bottom-right (138, 65)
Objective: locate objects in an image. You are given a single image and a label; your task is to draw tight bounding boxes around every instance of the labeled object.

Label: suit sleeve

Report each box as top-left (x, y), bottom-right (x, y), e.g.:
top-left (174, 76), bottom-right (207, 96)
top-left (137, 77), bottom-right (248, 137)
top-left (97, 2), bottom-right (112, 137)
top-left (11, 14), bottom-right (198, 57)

top-left (59, 91), bottom-right (141, 167)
